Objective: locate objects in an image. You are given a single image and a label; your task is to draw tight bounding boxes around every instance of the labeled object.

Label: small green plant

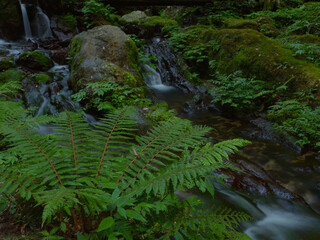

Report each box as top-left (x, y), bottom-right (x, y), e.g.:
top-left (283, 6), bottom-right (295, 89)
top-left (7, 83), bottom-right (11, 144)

top-left (82, 0), bottom-right (114, 28)
top-left (0, 102), bottom-right (251, 239)
top-left (71, 81), bottom-right (149, 112)
top-left (267, 100), bottom-right (320, 149)
top-left (208, 71), bottom-right (287, 112)
top-left (278, 40), bottom-right (320, 67)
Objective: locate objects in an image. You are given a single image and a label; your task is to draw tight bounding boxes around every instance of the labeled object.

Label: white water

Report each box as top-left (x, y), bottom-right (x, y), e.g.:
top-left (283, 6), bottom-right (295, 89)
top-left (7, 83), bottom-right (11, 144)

top-left (143, 64), bottom-right (175, 91)
top-left (33, 6), bottom-right (53, 39)
top-left (19, 0), bottom-right (32, 40)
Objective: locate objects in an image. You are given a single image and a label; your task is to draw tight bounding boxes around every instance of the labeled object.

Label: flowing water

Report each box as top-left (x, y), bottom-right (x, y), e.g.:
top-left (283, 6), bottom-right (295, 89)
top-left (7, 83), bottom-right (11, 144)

top-left (143, 39), bottom-right (320, 239)
top-left (19, 0), bottom-right (32, 40)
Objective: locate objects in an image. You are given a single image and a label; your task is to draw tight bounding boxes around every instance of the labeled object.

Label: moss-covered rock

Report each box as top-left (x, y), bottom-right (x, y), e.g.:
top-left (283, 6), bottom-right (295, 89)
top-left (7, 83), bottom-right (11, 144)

top-left (213, 29), bottom-right (320, 97)
top-left (31, 73), bottom-right (51, 83)
top-left (177, 26), bottom-right (320, 100)
top-left (0, 0), bottom-right (23, 40)
top-left (0, 58), bottom-right (15, 72)
top-left (17, 51), bottom-right (54, 71)
top-left (259, 24), bottom-right (280, 37)
top-left (122, 11), bottom-right (147, 23)
top-left (224, 18), bottom-right (259, 30)
top-left (0, 69), bottom-right (26, 83)
top-left (69, 25), bottom-right (143, 92)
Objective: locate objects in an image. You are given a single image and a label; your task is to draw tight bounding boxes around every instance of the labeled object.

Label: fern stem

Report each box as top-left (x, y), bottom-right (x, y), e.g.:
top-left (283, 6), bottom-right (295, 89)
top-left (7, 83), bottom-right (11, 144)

top-left (0, 172), bottom-right (35, 196)
top-left (14, 127), bottom-right (63, 186)
top-left (116, 125), bottom-right (172, 184)
top-left (129, 136), bottom-right (184, 184)
top-left (67, 113), bottom-right (78, 177)
top-left (95, 109), bottom-right (126, 178)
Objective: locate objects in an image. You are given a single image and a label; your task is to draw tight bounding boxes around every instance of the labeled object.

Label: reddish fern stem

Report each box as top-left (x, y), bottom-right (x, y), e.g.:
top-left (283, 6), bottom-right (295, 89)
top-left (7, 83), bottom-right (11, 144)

top-left (14, 128), bottom-right (63, 186)
top-left (116, 125), bottom-right (172, 184)
top-left (95, 110), bottom-right (126, 178)
top-left (67, 113), bottom-right (78, 177)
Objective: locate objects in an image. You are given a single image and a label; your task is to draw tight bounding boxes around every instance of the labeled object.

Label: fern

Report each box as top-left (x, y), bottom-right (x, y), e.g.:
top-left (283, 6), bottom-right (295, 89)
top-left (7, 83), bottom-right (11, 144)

top-left (0, 104), bottom-right (251, 238)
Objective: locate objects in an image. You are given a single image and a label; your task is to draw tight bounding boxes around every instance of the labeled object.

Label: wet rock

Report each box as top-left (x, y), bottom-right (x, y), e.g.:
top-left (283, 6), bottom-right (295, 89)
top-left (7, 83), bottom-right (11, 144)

top-left (218, 159), bottom-right (304, 202)
top-left (17, 51), bottom-right (54, 71)
top-left (51, 16), bottom-right (76, 43)
top-left (50, 49), bottom-right (68, 65)
top-left (49, 82), bottom-right (61, 95)
top-left (69, 25), bottom-right (143, 92)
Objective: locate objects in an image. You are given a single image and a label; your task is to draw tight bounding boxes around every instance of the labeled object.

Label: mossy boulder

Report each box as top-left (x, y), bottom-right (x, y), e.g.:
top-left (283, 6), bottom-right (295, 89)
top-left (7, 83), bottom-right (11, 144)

top-left (31, 73), bottom-right (51, 83)
top-left (181, 26), bottom-right (320, 100)
top-left (259, 24), bottom-right (280, 37)
top-left (17, 51), bottom-right (54, 71)
top-left (212, 29), bottom-right (320, 98)
top-left (0, 0), bottom-right (23, 40)
top-left (0, 58), bottom-right (15, 72)
top-left (0, 69), bottom-right (26, 83)
top-left (122, 11), bottom-right (147, 23)
top-left (224, 18), bottom-right (259, 30)
top-left (69, 25), bottom-right (143, 92)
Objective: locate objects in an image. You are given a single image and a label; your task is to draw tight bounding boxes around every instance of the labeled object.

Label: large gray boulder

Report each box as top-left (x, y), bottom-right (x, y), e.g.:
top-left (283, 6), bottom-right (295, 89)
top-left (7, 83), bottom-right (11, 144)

top-left (69, 25), bottom-right (143, 92)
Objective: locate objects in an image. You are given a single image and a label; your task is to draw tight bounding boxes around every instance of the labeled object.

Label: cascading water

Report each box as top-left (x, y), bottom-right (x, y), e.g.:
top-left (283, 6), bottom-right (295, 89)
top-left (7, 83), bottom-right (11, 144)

top-left (19, 0), bottom-right (32, 40)
top-left (33, 5), bottom-right (53, 39)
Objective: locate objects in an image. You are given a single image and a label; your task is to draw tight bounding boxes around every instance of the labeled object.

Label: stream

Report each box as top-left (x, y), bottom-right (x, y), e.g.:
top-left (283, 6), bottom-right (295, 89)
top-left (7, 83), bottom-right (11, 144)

top-left (1, 2), bottom-right (320, 239)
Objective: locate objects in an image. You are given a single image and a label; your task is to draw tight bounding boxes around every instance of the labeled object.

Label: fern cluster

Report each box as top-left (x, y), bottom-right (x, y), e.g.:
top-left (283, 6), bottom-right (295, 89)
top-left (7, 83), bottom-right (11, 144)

top-left (0, 101), bottom-right (251, 239)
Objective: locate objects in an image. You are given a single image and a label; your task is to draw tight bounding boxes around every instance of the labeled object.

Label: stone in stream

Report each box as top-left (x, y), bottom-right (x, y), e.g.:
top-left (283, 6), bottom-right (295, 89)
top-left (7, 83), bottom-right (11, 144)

top-left (68, 25), bottom-right (144, 92)
top-left (16, 51), bottom-right (54, 71)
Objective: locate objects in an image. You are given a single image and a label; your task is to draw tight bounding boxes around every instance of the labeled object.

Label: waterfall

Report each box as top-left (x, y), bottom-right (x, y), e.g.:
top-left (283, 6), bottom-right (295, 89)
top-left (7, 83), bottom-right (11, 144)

top-left (143, 64), bottom-right (175, 91)
top-left (19, 0), bottom-right (32, 40)
top-left (33, 5), bottom-right (53, 39)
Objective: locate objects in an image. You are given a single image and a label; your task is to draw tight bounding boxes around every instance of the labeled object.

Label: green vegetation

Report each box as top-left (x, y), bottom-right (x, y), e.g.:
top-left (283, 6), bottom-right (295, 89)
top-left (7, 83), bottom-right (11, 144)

top-left (31, 74), bottom-right (51, 83)
top-left (267, 100), bottom-right (320, 150)
top-left (82, 0), bottom-right (114, 28)
top-left (71, 81), bottom-right (148, 112)
top-left (0, 58), bottom-right (15, 72)
top-left (0, 102), bottom-right (251, 239)
top-left (17, 51), bottom-right (54, 71)
top-left (208, 71), bottom-right (287, 112)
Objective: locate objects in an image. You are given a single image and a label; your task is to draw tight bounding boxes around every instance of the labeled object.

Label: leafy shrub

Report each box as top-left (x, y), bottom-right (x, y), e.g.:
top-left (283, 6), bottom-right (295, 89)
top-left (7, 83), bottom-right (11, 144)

top-left (208, 71), bottom-right (287, 112)
top-left (267, 100), bottom-right (320, 149)
top-left (0, 103), bottom-right (251, 239)
top-left (71, 81), bottom-right (149, 112)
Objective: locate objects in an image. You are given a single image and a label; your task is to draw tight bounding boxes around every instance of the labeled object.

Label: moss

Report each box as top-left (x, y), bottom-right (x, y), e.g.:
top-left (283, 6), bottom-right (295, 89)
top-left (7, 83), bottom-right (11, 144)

top-left (137, 16), bottom-right (178, 35)
top-left (17, 51), bottom-right (54, 71)
top-left (224, 18), bottom-right (258, 30)
top-left (69, 36), bottom-right (83, 60)
top-left (259, 24), bottom-right (280, 37)
top-left (178, 27), bottom-right (320, 99)
top-left (0, 58), bottom-right (15, 72)
top-left (285, 34), bottom-right (320, 44)
top-left (0, 69), bottom-right (26, 83)
top-left (255, 15), bottom-right (274, 25)
top-left (124, 39), bottom-right (143, 86)
top-left (31, 73), bottom-right (51, 83)
top-left (60, 14), bottom-right (77, 33)
top-left (102, 62), bottom-right (137, 87)
top-left (212, 29), bottom-right (320, 94)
